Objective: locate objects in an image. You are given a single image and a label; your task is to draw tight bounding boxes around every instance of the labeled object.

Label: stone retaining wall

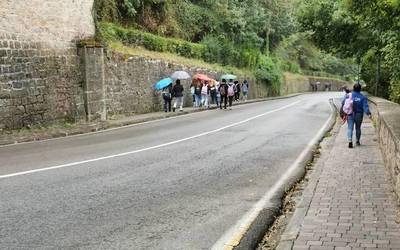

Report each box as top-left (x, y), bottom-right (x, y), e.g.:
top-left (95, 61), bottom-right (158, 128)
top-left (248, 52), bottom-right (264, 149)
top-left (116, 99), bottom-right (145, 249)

top-left (369, 97), bottom-right (400, 200)
top-left (282, 72), bottom-right (351, 95)
top-left (104, 51), bottom-right (268, 117)
top-left (0, 0), bottom-right (95, 129)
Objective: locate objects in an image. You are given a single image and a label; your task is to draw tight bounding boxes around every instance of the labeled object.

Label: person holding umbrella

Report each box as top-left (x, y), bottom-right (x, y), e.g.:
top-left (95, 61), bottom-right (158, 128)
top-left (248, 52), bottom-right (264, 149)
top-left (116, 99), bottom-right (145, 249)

top-left (162, 84), bottom-right (172, 112)
top-left (172, 79), bottom-right (184, 112)
top-left (154, 77), bottom-right (173, 112)
top-left (201, 80), bottom-right (210, 108)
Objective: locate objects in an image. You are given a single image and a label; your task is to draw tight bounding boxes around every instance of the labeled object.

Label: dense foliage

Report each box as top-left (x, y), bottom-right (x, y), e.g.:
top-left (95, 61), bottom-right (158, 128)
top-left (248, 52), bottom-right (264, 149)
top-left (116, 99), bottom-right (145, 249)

top-left (275, 32), bottom-right (357, 80)
top-left (297, 0), bottom-right (400, 102)
top-left (95, 0), bottom-right (357, 94)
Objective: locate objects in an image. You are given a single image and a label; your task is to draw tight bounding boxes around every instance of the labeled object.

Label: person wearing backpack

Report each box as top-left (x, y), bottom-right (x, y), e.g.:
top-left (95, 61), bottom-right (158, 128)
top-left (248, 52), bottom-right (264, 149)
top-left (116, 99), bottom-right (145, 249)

top-left (227, 79), bottom-right (236, 109)
top-left (340, 87), bottom-right (351, 123)
top-left (161, 84), bottom-right (172, 112)
top-left (172, 80), bottom-right (184, 112)
top-left (342, 83), bottom-right (372, 148)
top-left (219, 79), bottom-right (228, 109)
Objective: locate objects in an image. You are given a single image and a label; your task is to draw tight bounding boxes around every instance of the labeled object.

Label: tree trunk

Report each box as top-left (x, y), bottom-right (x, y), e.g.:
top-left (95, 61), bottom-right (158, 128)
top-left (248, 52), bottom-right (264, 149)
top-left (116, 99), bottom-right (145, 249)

top-left (375, 51), bottom-right (381, 96)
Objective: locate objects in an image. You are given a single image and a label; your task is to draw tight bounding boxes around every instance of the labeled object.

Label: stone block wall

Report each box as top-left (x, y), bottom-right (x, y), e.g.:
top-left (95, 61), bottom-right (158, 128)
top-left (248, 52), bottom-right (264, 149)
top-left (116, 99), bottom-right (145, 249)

top-left (369, 97), bottom-right (400, 200)
top-left (282, 72), bottom-right (351, 95)
top-left (81, 46), bottom-right (106, 121)
top-left (0, 0), bottom-right (95, 129)
top-left (104, 52), bottom-right (268, 117)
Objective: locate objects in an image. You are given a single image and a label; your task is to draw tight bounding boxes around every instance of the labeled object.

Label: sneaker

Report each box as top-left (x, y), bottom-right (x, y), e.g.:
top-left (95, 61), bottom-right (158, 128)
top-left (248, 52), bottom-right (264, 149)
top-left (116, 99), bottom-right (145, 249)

top-left (348, 142), bottom-right (353, 148)
top-left (356, 141), bottom-right (361, 146)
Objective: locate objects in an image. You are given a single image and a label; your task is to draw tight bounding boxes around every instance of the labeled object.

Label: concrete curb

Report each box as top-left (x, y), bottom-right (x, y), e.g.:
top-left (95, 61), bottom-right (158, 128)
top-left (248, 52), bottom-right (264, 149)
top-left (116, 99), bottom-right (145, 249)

top-left (215, 98), bottom-right (337, 250)
top-left (0, 93), bottom-right (302, 146)
top-left (276, 113), bottom-right (341, 250)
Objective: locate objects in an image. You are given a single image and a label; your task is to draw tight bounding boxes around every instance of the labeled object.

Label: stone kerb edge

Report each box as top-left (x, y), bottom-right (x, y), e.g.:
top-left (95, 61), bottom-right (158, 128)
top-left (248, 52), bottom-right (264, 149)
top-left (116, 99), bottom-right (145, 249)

top-left (368, 96), bottom-right (400, 201)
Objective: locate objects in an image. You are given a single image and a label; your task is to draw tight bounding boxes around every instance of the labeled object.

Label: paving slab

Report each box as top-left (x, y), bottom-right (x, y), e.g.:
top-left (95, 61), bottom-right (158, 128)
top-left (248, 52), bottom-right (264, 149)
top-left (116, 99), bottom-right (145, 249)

top-left (277, 119), bottom-right (400, 250)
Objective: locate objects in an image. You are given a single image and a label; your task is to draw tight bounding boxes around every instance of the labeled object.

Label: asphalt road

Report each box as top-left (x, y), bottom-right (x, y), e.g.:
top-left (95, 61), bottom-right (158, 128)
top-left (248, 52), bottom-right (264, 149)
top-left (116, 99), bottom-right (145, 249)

top-left (0, 92), bottom-right (341, 250)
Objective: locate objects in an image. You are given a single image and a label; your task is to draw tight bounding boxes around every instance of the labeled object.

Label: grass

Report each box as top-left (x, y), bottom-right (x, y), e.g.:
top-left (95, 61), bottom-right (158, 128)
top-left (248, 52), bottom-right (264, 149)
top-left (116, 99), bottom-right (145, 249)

top-left (108, 41), bottom-right (253, 77)
top-left (284, 72), bottom-right (309, 83)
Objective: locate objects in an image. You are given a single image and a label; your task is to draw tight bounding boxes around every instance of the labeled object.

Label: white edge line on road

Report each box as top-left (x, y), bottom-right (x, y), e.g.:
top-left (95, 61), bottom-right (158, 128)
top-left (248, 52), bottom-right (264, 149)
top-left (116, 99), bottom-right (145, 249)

top-left (0, 110), bottom-right (203, 149)
top-left (0, 101), bottom-right (301, 179)
top-left (211, 100), bottom-right (335, 250)
top-left (0, 97), bottom-right (291, 149)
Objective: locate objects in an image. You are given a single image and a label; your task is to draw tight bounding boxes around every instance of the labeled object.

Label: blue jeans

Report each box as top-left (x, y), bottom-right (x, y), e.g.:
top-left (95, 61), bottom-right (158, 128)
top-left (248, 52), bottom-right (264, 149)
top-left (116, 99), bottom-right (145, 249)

top-left (194, 94), bottom-right (201, 107)
top-left (347, 113), bottom-right (363, 142)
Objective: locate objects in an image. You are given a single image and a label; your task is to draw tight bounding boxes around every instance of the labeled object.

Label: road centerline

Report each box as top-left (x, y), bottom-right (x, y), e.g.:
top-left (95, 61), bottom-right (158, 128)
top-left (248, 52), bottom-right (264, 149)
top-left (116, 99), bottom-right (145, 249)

top-left (0, 101), bottom-right (301, 179)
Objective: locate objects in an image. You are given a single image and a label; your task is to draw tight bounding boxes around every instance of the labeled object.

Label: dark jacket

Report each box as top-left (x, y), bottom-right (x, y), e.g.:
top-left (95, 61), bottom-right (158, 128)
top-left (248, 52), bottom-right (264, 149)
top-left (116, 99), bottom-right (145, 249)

top-left (172, 84), bottom-right (184, 98)
top-left (352, 91), bottom-right (371, 115)
top-left (219, 83), bottom-right (228, 96)
top-left (162, 85), bottom-right (172, 100)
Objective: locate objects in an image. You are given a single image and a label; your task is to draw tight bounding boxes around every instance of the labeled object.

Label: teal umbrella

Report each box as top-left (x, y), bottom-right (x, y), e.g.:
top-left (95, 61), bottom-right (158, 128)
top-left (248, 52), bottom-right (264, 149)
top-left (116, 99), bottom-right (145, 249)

top-left (221, 74), bottom-right (237, 80)
top-left (154, 77), bottom-right (173, 90)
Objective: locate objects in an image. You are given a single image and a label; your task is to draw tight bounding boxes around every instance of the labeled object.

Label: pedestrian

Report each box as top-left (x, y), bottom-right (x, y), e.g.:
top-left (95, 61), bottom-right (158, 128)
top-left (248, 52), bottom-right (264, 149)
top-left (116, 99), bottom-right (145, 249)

top-left (215, 81), bottom-right (221, 107)
top-left (340, 87), bottom-right (351, 123)
top-left (242, 80), bottom-right (249, 101)
top-left (194, 81), bottom-right (202, 108)
top-left (172, 79), bottom-right (184, 112)
top-left (316, 81), bottom-right (321, 91)
top-left (201, 80), bottom-right (210, 108)
top-left (209, 81), bottom-right (218, 106)
top-left (342, 83), bottom-right (372, 148)
top-left (227, 79), bottom-right (236, 109)
top-left (234, 80), bottom-right (241, 101)
top-left (219, 79), bottom-right (228, 109)
top-left (190, 80), bottom-right (197, 107)
top-left (162, 84), bottom-right (172, 112)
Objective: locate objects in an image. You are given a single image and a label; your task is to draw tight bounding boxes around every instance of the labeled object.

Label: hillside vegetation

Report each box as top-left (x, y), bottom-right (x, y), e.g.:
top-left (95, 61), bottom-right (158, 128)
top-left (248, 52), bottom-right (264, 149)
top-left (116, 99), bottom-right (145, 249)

top-left (94, 0), bottom-right (357, 93)
top-left (297, 0), bottom-right (400, 102)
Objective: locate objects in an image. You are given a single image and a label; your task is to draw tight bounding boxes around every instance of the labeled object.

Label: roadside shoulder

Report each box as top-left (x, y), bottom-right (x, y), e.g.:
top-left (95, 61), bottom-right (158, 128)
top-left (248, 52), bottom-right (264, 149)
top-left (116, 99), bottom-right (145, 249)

top-left (0, 94), bottom-right (301, 147)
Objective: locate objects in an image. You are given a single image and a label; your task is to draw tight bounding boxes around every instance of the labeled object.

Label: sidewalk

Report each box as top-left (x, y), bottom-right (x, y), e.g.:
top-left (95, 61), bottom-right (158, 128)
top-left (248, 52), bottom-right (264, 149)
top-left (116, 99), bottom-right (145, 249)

top-left (277, 119), bottom-right (400, 250)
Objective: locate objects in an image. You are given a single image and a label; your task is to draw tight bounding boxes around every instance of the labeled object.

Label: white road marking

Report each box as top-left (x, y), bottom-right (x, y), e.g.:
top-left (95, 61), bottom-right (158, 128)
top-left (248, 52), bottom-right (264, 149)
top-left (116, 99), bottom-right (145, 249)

top-left (0, 110), bottom-right (205, 149)
top-left (211, 100), bottom-right (335, 250)
top-left (0, 97), bottom-right (281, 149)
top-left (0, 101), bottom-right (301, 179)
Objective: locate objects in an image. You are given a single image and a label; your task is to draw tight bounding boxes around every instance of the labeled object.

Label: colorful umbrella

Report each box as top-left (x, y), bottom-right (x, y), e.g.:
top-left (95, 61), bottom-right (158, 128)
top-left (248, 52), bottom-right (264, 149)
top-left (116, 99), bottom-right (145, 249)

top-left (154, 77), bottom-right (173, 90)
top-left (221, 74), bottom-right (237, 80)
top-left (193, 74), bottom-right (211, 81)
top-left (171, 71), bottom-right (191, 80)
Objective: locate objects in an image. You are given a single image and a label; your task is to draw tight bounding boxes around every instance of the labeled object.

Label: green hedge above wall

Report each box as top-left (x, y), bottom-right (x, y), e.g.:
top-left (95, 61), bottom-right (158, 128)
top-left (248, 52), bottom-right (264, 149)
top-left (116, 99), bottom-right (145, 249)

top-left (99, 22), bottom-right (205, 60)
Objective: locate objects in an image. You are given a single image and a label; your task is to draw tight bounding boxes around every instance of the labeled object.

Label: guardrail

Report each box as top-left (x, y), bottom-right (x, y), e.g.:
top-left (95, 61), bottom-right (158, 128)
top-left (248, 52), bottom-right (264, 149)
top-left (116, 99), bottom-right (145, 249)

top-left (368, 96), bottom-right (400, 201)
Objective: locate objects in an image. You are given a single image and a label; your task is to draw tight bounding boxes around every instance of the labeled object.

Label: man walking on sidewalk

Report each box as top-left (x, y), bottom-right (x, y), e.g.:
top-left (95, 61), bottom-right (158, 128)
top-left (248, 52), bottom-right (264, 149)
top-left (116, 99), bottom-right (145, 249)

top-left (344, 83), bottom-right (372, 148)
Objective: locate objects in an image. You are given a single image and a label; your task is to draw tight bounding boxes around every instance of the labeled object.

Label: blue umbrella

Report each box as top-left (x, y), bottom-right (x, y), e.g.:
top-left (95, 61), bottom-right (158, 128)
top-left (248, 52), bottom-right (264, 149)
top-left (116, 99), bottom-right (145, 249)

top-left (154, 77), bottom-right (173, 90)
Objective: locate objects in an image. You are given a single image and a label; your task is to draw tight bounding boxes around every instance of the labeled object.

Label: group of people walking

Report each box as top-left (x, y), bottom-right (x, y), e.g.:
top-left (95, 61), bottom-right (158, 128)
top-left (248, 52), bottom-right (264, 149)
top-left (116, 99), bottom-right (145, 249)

top-left (161, 79), bottom-right (249, 112)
